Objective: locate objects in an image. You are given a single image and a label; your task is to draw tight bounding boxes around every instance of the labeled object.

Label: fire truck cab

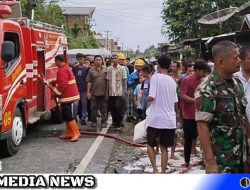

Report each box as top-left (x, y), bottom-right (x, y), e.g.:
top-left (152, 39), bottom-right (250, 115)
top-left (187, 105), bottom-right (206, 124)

top-left (0, 1), bottom-right (68, 156)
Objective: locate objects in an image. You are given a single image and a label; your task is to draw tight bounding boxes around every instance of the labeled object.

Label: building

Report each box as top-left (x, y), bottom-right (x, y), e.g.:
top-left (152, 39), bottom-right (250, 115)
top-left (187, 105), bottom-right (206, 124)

top-left (157, 43), bottom-right (168, 55)
top-left (109, 39), bottom-right (118, 52)
top-left (94, 33), bottom-right (118, 52)
top-left (94, 33), bottom-right (106, 48)
top-left (62, 7), bottom-right (95, 36)
top-left (157, 43), bottom-right (183, 61)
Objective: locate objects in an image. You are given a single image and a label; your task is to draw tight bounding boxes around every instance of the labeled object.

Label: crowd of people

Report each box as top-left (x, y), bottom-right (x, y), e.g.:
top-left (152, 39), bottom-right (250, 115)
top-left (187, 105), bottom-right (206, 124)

top-left (70, 53), bottom-right (156, 129)
top-left (50, 40), bottom-right (250, 174)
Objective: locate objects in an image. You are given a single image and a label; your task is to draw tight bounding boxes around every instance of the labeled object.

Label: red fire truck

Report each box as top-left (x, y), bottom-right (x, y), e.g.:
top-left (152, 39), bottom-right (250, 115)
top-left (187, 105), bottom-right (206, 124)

top-left (0, 1), bottom-right (68, 156)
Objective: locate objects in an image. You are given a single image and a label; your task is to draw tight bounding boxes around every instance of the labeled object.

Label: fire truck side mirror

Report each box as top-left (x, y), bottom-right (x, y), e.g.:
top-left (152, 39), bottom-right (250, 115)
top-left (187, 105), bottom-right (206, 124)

top-left (1, 41), bottom-right (15, 64)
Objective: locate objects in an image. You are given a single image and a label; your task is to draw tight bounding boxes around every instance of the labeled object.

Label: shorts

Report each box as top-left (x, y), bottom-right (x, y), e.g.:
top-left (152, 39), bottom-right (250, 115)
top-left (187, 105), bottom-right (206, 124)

top-left (147, 127), bottom-right (176, 148)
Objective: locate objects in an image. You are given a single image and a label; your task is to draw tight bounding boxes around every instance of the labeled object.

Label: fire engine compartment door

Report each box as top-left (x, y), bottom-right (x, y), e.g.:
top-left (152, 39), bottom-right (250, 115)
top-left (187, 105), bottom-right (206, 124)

top-left (37, 49), bottom-right (46, 111)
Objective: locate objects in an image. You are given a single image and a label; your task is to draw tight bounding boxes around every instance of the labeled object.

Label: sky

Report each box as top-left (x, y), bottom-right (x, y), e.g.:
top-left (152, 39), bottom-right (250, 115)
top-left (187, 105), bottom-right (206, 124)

top-left (61, 0), bottom-right (166, 51)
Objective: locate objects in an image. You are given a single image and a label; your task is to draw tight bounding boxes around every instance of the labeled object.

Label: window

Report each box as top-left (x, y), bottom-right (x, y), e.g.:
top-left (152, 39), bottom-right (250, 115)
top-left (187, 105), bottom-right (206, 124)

top-left (4, 32), bottom-right (20, 75)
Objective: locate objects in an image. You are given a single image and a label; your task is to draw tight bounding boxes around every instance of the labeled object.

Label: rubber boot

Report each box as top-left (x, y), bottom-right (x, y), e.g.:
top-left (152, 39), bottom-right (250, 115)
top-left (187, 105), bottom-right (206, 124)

top-left (68, 120), bottom-right (81, 142)
top-left (59, 123), bottom-right (73, 139)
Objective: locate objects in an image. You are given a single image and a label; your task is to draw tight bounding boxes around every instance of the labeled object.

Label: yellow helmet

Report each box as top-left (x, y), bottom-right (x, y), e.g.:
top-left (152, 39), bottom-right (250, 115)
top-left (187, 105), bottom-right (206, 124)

top-left (134, 59), bottom-right (145, 66)
top-left (117, 53), bottom-right (126, 60)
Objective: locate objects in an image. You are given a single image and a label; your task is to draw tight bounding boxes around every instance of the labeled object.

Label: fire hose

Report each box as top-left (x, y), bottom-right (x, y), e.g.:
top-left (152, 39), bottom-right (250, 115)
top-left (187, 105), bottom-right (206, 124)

top-left (79, 130), bottom-right (147, 148)
top-left (81, 130), bottom-right (204, 174)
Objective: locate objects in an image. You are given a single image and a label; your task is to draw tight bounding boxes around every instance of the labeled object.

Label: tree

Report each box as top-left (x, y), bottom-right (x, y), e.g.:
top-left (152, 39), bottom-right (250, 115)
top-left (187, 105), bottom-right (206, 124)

top-left (71, 24), bottom-right (82, 38)
top-left (144, 45), bottom-right (157, 59)
top-left (67, 36), bottom-right (100, 49)
top-left (162, 0), bottom-right (249, 42)
top-left (126, 50), bottom-right (137, 59)
top-left (20, 0), bottom-right (64, 26)
top-left (20, 0), bottom-right (100, 49)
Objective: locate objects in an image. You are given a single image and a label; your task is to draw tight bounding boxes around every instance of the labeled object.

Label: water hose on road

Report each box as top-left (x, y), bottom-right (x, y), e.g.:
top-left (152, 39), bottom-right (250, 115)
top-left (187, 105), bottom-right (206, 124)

top-left (79, 131), bottom-right (147, 148)
top-left (79, 130), bottom-right (204, 173)
top-left (79, 131), bottom-right (205, 174)
top-left (38, 76), bottom-right (147, 148)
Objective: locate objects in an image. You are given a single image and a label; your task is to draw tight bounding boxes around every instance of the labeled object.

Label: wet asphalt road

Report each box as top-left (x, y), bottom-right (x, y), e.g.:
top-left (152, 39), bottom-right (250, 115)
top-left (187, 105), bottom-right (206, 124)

top-left (0, 120), bottom-right (115, 174)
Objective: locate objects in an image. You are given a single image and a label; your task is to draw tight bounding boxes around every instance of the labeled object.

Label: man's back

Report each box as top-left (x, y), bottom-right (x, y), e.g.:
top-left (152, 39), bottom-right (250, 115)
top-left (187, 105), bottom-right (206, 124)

top-left (146, 73), bottom-right (178, 129)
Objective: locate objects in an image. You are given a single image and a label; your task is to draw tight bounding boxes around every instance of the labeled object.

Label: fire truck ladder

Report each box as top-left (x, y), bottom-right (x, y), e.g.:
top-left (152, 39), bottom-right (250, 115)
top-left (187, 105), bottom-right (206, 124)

top-left (29, 19), bottom-right (63, 33)
top-left (9, 17), bottom-right (64, 33)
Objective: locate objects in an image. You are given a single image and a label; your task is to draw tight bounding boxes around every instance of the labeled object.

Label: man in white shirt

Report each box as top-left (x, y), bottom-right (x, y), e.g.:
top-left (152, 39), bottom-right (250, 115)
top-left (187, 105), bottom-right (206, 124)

top-left (146, 54), bottom-right (178, 173)
top-left (235, 46), bottom-right (250, 122)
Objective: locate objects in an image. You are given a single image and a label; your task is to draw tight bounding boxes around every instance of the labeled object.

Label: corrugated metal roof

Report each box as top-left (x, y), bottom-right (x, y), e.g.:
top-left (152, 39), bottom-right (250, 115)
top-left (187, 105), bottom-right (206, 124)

top-left (240, 15), bottom-right (250, 30)
top-left (62, 7), bottom-right (95, 16)
top-left (237, 2), bottom-right (250, 16)
top-left (203, 32), bottom-right (236, 45)
top-left (246, 14), bottom-right (250, 28)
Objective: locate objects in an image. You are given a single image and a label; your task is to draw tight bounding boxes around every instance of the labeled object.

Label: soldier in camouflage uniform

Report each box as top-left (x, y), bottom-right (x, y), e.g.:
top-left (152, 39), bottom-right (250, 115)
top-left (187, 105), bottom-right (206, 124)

top-left (195, 41), bottom-right (250, 173)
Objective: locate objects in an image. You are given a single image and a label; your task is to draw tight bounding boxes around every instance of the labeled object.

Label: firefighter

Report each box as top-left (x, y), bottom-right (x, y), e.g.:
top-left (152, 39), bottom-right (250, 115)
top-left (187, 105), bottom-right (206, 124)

top-left (50, 55), bottom-right (81, 142)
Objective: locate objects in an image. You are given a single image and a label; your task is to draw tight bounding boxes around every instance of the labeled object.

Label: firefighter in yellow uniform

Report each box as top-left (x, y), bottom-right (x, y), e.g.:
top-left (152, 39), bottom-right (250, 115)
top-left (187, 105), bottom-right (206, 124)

top-left (51, 55), bottom-right (81, 142)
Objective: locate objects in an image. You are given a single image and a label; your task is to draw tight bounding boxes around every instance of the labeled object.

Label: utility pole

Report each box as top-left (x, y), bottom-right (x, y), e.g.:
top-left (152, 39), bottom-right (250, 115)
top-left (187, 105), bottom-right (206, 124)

top-left (126, 46), bottom-right (129, 57)
top-left (137, 45), bottom-right (140, 56)
top-left (104, 30), bottom-right (111, 50)
top-left (121, 42), bottom-right (124, 52)
top-left (115, 37), bottom-right (120, 51)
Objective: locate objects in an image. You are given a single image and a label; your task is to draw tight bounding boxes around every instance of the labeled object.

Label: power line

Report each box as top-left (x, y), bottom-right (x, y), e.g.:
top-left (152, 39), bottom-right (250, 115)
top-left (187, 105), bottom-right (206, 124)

top-left (61, 2), bottom-right (164, 25)
top-left (61, 1), bottom-right (161, 7)
top-left (95, 9), bottom-right (163, 23)
top-left (96, 4), bottom-right (161, 10)
top-left (99, 8), bottom-right (162, 20)
top-left (95, 12), bottom-right (163, 27)
top-left (60, 1), bottom-right (165, 49)
top-left (61, 1), bottom-right (163, 13)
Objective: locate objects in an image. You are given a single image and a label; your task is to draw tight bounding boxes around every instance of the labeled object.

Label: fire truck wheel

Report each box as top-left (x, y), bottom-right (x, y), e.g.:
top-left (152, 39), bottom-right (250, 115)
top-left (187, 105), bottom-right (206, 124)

top-left (0, 108), bottom-right (24, 157)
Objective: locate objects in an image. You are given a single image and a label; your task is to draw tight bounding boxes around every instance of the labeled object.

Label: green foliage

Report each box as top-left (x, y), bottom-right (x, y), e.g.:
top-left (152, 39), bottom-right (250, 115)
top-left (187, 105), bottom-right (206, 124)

top-left (162, 0), bottom-right (249, 42)
top-left (182, 48), bottom-right (193, 60)
top-left (144, 45), bottom-right (157, 59)
top-left (126, 50), bottom-right (137, 59)
top-left (19, 0), bottom-right (99, 49)
top-left (20, 0), bottom-right (31, 18)
top-left (20, 0), bottom-right (64, 26)
top-left (68, 36), bottom-right (100, 49)
top-left (71, 23), bottom-right (82, 38)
